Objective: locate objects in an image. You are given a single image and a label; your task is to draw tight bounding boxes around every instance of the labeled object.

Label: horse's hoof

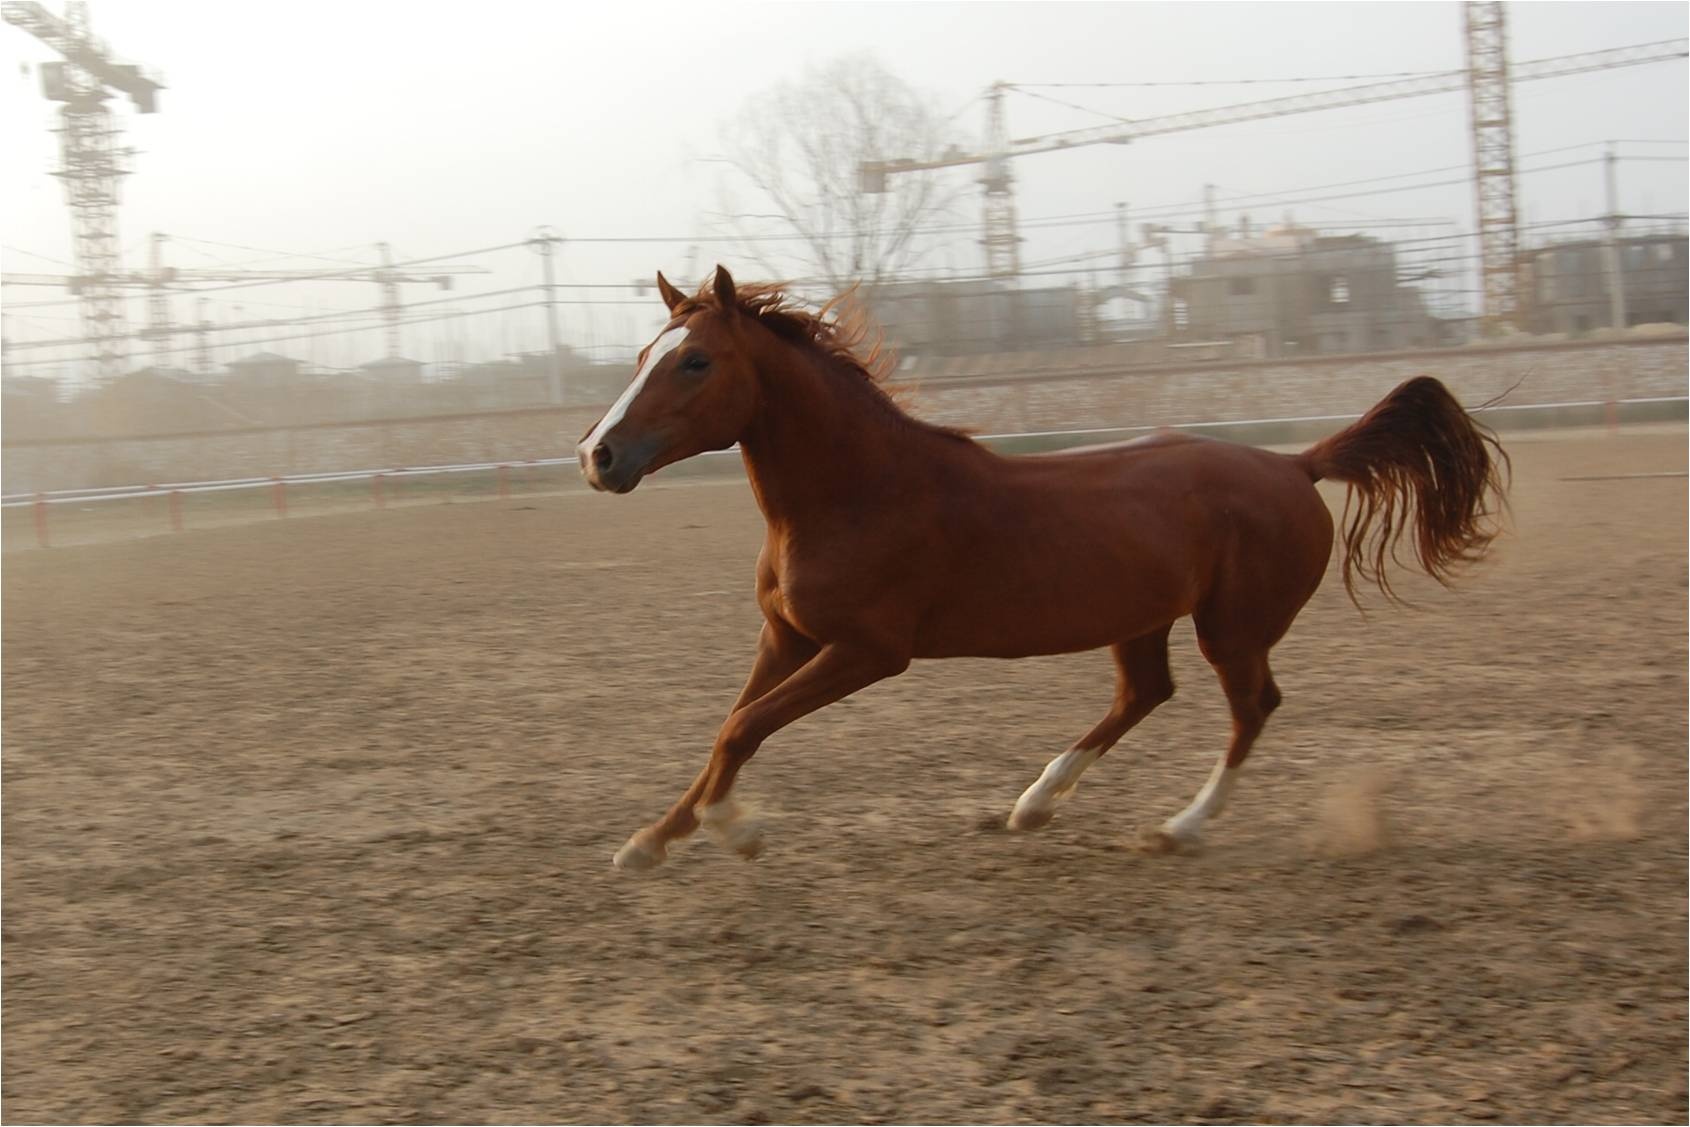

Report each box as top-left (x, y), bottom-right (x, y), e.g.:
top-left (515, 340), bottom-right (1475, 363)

top-left (613, 832), bottom-right (668, 872)
top-left (1007, 804), bottom-right (1055, 832)
top-left (697, 801), bottom-right (765, 861)
top-left (1136, 826), bottom-right (1198, 855)
top-left (733, 832), bottom-right (765, 861)
top-left (722, 819), bottom-right (765, 861)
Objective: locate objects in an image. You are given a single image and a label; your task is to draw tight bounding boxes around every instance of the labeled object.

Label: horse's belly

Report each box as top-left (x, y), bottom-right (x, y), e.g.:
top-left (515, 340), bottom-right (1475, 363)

top-left (911, 538), bottom-right (1199, 659)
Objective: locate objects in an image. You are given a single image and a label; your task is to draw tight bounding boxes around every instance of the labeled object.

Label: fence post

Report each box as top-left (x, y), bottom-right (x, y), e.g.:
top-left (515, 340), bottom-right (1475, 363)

top-left (169, 489), bottom-right (184, 533)
top-left (33, 493), bottom-right (49, 548)
top-left (497, 463), bottom-right (510, 500)
top-left (271, 476), bottom-right (288, 518)
top-left (372, 472), bottom-right (386, 510)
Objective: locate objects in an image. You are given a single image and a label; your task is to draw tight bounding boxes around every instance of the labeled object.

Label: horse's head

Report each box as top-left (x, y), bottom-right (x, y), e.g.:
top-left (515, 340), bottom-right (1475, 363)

top-left (577, 266), bottom-right (759, 494)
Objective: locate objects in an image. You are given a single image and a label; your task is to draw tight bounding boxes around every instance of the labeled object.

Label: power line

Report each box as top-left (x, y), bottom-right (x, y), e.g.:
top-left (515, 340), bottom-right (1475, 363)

top-left (0, 300), bottom-right (556, 368)
top-left (3, 244), bottom-right (78, 269)
top-left (1011, 70), bottom-right (1453, 89)
top-left (1, 239), bottom-right (530, 310)
top-left (1009, 86), bottom-right (1135, 128)
top-left (3, 287), bottom-right (687, 357)
top-left (168, 234), bottom-right (379, 271)
top-left (8, 141), bottom-right (1682, 305)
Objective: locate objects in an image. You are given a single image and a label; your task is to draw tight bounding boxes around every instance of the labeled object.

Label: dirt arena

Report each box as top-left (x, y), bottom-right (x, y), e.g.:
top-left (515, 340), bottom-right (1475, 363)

top-left (4, 427), bottom-right (1686, 1124)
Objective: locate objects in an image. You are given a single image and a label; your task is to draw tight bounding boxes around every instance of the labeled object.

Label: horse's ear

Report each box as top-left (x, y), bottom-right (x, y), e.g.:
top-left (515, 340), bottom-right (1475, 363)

top-left (655, 271), bottom-right (687, 314)
top-left (713, 264), bottom-right (736, 309)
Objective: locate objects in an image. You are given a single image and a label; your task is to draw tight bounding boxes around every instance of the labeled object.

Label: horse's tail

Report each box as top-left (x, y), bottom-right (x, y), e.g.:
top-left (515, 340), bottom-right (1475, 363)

top-left (1297, 375), bottom-right (1510, 605)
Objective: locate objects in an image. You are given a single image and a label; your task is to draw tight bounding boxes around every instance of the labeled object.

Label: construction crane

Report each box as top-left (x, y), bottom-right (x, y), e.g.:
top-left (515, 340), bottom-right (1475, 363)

top-left (860, 35), bottom-right (1689, 327)
top-left (1463, 1), bottom-right (1521, 335)
top-left (3, 0), bottom-right (162, 381)
top-left (2, 237), bottom-right (489, 368)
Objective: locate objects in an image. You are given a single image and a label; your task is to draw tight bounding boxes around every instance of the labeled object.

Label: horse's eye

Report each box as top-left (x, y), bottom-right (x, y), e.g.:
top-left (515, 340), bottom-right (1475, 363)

top-left (682, 354), bottom-right (711, 373)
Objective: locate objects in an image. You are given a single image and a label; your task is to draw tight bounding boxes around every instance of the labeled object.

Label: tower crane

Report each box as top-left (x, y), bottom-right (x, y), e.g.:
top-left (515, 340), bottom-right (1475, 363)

top-left (3, 0), bottom-right (161, 381)
top-left (2, 238), bottom-right (489, 368)
top-left (861, 34), bottom-right (1687, 331)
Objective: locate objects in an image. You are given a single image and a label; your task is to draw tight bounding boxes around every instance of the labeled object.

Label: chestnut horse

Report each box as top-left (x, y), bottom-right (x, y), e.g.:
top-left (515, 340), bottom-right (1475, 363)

top-left (578, 266), bottom-right (1507, 872)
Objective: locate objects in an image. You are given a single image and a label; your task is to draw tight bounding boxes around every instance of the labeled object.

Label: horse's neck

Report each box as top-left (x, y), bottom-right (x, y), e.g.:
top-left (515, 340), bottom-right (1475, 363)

top-left (739, 345), bottom-right (948, 526)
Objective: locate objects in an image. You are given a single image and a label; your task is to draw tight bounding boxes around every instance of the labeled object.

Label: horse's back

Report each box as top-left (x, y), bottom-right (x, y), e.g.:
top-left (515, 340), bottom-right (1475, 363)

top-left (1038, 431), bottom-right (1333, 588)
top-left (1026, 427), bottom-right (1199, 460)
top-left (905, 434), bottom-right (1332, 658)
top-left (1007, 429), bottom-right (1318, 510)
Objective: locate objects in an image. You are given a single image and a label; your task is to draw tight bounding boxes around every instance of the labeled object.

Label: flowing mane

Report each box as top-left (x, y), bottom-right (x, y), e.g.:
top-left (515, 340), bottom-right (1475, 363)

top-left (671, 278), bottom-right (897, 385)
top-left (671, 278), bottom-right (972, 440)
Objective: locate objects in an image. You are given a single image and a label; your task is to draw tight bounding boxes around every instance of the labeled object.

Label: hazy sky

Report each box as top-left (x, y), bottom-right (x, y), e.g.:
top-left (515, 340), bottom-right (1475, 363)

top-left (2, 1), bottom-right (1685, 374)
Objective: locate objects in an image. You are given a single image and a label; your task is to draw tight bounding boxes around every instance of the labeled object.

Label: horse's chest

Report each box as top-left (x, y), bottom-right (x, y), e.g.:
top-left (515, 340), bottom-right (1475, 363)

top-left (759, 535), bottom-right (895, 641)
top-left (761, 562), bottom-right (828, 636)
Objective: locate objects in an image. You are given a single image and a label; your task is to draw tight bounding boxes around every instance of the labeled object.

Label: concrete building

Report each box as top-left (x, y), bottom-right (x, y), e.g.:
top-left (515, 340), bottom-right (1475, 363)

top-left (83, 367), bottom-right (235, 435)
top-left (1171, 222), bottom-right (1446, 359)
top-left (2, 374), bottom-right (67, 441)
top-left (1524, 231), bottom-right (1688, 335)
top-left (219, 351), bottom-right (310, 425)
top-left (225, 350), bottom-right (304, 388)
top-left (359, 355), bottom-right (426, 385)
top-left (865, 280), bottom-right (1084, 356)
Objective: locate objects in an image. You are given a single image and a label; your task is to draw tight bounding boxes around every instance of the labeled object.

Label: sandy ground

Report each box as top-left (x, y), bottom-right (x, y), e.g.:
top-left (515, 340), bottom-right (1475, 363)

top-left (3, 427), bottom-right (1686, 1125)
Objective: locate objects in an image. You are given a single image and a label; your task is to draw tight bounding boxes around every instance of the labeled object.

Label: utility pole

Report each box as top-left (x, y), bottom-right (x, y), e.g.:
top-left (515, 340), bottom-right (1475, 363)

top-left (376, 241), bottom-right (402, 357)
top-left (1115, 202), bottom-right (1132, 279)
top-left (1602, 143), bottom-right (1628, 331)
top-left (193, 297), bottom-right (210, 375)
top-left (529, 227), bottom-right (564, 404)
top-left (144, 231), bottom-right (173, 367)
top-left (1143, 223), bottom-right (1176, 339)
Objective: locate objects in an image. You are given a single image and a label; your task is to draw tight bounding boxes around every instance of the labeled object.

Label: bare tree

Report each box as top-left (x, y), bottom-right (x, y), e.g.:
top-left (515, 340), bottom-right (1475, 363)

top-left (713, 54), bottom-right (966, 292)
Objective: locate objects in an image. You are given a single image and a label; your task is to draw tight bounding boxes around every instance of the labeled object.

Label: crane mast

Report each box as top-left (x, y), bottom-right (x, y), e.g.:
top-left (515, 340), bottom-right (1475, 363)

top-left (1463, 1), bottom-right (1522, 335)
top-left (3, 0), bottom-right (162, 382)
top-left (981, 82), bottom-right (1021, 278)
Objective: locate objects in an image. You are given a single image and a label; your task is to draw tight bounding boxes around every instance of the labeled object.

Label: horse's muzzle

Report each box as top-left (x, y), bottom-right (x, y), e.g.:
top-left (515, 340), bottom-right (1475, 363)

top-left (578, 433), bottom-right (652, 494)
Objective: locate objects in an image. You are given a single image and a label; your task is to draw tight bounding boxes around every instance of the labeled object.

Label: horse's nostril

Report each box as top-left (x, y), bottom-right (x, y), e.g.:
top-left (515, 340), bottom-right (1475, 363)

top-left (592, 443), bottom-right (614, 472)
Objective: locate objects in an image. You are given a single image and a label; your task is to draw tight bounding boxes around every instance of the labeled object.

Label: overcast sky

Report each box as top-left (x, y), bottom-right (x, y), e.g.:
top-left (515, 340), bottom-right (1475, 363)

top-left (2, 1), bottom-right (1685, 375)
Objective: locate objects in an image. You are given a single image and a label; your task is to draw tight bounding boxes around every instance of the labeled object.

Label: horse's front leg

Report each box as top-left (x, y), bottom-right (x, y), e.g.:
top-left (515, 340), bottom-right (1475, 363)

top-left (614, 639), bottom-right (907, 870)
top-left (693, 641), bottom-right (910, 860)
top-left (612, 620), bottom-right (815, 871)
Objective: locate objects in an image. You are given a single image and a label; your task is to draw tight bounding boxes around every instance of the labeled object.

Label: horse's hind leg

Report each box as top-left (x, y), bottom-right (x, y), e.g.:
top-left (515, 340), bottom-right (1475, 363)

top-left (1151, 648), bottom-right (1279, 849)
top-left (1008, 624), bottom-right (1175, 831)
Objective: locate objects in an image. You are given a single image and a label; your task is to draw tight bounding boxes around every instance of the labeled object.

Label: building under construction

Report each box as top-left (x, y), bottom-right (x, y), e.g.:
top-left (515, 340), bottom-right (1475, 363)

top-left (1522, 230), bottom-right (1688, 336)
top-left (864, 280), bottom-right (1084, 357)
top-left (1169, 221), bottom-right (1449, 360)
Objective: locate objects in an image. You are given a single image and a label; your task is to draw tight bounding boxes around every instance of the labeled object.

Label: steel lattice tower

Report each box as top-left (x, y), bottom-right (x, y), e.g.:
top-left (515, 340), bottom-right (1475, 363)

top-left (980, 82), bottom-right (1022, 279)
top-left (3, 0), bottom-right (161, 382)
top-left (56, 5), bottom-right (128, 376)
top-left (1464, 1), bottom-right (1522, 336)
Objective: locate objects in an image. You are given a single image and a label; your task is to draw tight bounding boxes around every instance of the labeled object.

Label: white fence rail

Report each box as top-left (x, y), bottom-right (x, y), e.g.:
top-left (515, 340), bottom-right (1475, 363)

top-left (2, 458), bottom-right (575, 508)
top-left (5, 395), bottom-right (1683, 547)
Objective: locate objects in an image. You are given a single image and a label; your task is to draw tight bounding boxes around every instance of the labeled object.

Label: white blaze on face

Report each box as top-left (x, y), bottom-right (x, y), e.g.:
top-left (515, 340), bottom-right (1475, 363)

top-left (577, 324), bottom-right (689, 465)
